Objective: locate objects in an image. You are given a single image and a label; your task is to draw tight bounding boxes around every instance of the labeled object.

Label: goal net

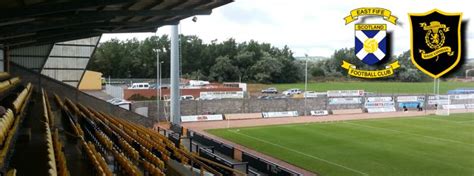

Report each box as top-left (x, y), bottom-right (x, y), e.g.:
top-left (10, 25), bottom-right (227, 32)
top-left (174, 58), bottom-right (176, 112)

top-left (435, 95), bottom-right (450, 116)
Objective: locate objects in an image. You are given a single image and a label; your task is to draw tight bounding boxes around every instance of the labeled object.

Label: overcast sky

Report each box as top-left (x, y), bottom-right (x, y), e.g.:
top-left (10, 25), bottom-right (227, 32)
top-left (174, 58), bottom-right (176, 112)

top-left (101, 0), bottom-right (473, 58)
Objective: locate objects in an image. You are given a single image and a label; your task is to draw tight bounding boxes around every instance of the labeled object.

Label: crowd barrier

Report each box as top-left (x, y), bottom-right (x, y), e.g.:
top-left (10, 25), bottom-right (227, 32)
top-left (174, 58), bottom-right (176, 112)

top-left (192, 132), bottom-right (234, 157)
top-left (190, 130), bottom-right (302, 176)
top-left (198, 148), bottom-right (245, 176)
top-left (242, 152), bottom-right (302, 176)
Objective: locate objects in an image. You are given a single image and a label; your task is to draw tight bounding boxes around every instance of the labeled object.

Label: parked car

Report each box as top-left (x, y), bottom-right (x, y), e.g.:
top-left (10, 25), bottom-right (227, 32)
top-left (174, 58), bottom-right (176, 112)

top-left (261, 87), bottom-right (278, 94)
top-left (106, 98), bottom-right (122, 103)
top-left (282, 88), bottom-right (302, 96)
top-left (257, 95), bottom-right (272, 100)
top-left (107, 98), bottom-right (131, 105)
top-left (180, 95), bottom-right (194, 100)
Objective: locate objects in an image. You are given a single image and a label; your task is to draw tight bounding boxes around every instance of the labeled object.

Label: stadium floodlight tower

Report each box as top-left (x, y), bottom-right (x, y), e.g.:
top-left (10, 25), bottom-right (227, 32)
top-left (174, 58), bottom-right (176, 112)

top-left (304, 54), bottom-right (308, 116)
top-left (153, 47), bottom-right (165, 122)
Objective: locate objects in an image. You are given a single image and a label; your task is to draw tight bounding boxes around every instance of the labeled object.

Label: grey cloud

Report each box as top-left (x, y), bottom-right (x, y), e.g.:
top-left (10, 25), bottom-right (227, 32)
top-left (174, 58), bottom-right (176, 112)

top-left (220, 6), bottom-right (275, 25)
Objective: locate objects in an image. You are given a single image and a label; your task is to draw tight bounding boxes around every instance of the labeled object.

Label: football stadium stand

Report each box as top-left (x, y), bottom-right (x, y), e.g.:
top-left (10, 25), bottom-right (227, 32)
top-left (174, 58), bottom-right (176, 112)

top-left (0, 0), bottom-right (251, 175)
top-left (1, 72), bottom-right (248, 175)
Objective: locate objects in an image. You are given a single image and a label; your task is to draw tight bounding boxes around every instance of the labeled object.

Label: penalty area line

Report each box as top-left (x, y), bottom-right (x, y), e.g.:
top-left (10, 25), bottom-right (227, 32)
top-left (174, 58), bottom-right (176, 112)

top-left (228, 130), bottom-right (369, 176)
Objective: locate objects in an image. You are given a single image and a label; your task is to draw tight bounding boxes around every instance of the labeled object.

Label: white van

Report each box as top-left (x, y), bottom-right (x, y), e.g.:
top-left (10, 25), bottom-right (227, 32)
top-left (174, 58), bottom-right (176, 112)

top-left (129, 83), bottom-right (150, 89)
top-left (282, 88), bottom-right (302, 96)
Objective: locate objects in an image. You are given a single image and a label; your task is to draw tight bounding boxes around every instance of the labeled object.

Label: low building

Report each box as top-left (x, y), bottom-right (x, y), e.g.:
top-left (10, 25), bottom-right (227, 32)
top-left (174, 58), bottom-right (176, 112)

top-left (79, 70), bottom-right (103, 90)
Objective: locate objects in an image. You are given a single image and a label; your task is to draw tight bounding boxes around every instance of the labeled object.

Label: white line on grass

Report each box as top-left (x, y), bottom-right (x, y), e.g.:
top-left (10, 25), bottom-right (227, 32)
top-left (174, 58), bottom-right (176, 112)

top-left (344, 122), bottom-right (474, 147)
top-left (228, 130), bottom-right (369, 176)
top-left (461, 120), bottom-right (474, 123)
top-left (420, 117), bottom-right (474, 125)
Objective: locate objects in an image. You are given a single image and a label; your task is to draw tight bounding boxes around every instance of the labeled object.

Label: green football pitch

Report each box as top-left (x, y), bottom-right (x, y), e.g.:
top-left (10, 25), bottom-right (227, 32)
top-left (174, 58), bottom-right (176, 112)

top-left (208, 113), bottom-right (474, 176)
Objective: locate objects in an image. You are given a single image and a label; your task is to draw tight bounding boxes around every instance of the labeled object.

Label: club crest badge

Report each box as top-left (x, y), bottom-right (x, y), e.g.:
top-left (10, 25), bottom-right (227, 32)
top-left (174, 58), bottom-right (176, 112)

top-left (342, 7), bottom-right (400, 78)
top-left (409, 9), bottom-right (462, 78)
top-left (355, 24), bottom-right (386, 65)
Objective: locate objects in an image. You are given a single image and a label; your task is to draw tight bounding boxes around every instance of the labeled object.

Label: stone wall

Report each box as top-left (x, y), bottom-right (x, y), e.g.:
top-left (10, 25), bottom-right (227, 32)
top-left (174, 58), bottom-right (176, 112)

top-left (133, 97), bottom-right (330, 119)
top-left (131, 94), bottom-right (474, 120)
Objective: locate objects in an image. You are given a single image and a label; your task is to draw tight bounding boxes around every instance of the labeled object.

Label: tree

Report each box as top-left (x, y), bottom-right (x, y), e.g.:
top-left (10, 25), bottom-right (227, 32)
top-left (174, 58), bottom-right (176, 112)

top-left (209, 56), bottom-right (239, 82)
top-left (399, 69), bottom-right (424, 82)
top-left (249, 52), bottom-right (284, 83)
top-left (233, 51), bottom-right (256, 82)
top-left (311, 67), bottom-right (325, 77)
top-left (89, 35), bottom-right (303, 83)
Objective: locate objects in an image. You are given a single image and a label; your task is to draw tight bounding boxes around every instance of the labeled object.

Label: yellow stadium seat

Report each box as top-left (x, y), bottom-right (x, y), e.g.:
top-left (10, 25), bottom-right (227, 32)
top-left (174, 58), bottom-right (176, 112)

top-left (5, 168), bottom-right (16, 176)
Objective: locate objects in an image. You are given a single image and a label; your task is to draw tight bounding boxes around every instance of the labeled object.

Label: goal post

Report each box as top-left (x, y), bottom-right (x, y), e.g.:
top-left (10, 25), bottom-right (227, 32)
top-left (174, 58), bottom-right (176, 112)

top-left (435, 94), bottom-right (451, 116)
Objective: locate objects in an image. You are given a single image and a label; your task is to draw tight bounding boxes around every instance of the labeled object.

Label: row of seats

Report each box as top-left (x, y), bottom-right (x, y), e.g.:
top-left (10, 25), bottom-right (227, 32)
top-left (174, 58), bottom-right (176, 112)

top-left (56, 97), bottom-right (116, 175)
top-left (60, 99), bottom-right (83, 137)
top-left (52, 130), bottom-right (68, 176)
top-left (94, 112), bottom-right (171, 156)
top-left (0, 109), bottom-right (15, 147)
top-left (56, 96), bottom-right (229, 176)
top-left (101, 113), bottom-right (235, 174)
top-left (92, 110), bottom-right (209, 174)
top-left (139, 145), bottom-right (165, 170)
top-left (94, 131), bottom-right (113, 151)
top-left (111, 148), bottom-right (141, 176)
top-left (76, 103), bottom-right (163, 175)
top-left (82, 141), bottom-right (113, 176)
top-left (1, 82), bottom-right (33, 171)
top-left (0, 72), bottom-right (9, 81)
top-left (117, 136), bottom-right (140, 161)
top-left (0, 77), bottom-right (20, 95)
top-left (73, 102), bottom-right (168, 175)
top-left (12, 83), bottom-right (32, 115)
top-left (91, 111), bottom-right (170, 166)
top-left (42, 90), bottom-right (54, 127)
top-left (44, 122), bottom-right (57, 176)
top-left (91, 108), bottom-right (193, 165)
top-left (85, 105), bottom-right (230, 175)
top-left (141, 159), bottom-right (165, 176)
top-left (42, 89), bottom-right (68, 176)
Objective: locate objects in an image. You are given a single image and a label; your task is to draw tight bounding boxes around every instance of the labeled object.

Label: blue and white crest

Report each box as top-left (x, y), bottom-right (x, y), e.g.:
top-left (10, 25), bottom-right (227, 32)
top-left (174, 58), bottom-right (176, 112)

top-left (355, 24), bottom-right (387, 65)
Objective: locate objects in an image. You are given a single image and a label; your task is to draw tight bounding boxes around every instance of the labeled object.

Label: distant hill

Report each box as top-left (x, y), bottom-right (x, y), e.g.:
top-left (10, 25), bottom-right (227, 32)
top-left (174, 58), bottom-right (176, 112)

top-left (466, 58), bottom-right (474, 65)
top-left (294, 56), bottom-right (329, 62)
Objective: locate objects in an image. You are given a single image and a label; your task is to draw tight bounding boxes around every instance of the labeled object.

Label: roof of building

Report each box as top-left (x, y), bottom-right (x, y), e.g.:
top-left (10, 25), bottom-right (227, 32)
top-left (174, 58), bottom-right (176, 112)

top-left (0, 0), bottom-right (233, 48)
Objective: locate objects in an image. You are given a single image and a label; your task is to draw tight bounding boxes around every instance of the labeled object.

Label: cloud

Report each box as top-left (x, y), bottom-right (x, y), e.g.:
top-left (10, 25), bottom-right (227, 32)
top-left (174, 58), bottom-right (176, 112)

top-left (220, 6), bottom-right (275, 25)
top-left (102, 0), bottom-right (473, 58)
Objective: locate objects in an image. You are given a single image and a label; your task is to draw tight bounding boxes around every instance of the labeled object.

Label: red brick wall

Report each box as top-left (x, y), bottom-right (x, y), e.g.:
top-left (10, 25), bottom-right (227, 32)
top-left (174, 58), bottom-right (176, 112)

top-left (124, 87), bottom-right (242, 100)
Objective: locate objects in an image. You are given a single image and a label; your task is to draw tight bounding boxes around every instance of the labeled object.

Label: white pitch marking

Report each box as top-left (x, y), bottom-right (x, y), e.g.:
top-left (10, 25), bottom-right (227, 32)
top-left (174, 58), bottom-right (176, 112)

top-left (228, 130), bottom-right (369, 176)
top-left (420, 117), bottom-right (474, 125)
top-left (461, 120), bottom-right (474, 123)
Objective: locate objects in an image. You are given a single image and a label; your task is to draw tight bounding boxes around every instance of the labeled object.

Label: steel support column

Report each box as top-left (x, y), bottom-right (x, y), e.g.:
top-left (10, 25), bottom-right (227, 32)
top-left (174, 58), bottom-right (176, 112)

top-left (170, 24), bottom-right (181, 125)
